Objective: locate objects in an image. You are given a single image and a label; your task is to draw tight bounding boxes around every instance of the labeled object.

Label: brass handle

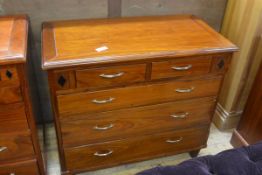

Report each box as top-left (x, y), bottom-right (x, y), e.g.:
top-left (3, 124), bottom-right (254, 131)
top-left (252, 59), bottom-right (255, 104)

top-left (166, 137), bottom-right (183, 144)
top-left (175, 87), bottom-right (194, 93)
top-left (0, 146), bottom-right (7, 152)
top-left (100, 72), bottom-right (124, 79)
top-left (171, 112), bottom-right (189, 119)
top-left (10, 173), bottom-right (15, 175)
top-left (94, 150), bottom-right (113, 157)
top-left (172, 65), bottom-right (192, 71)
top-left (94, 124), bottom-right (114, 131)
top-left (92, 97), bottom-right (115, 104)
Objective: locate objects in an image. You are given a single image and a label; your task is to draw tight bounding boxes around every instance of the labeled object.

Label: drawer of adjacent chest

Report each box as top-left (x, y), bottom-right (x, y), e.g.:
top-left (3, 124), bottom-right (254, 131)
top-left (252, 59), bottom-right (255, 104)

top-left (64, 127), bottom-right (209, 172)
top-left (0, 159), bottom-right (39, 175)
top-left (57, 77), bottom-right (222, 116)
top-left (0, 66), bottom-right (19, 84)
top-left (0, 103), bottom-right (29, 133)
top-left (0, 85), bottom-right (22, 105)
top-left (0, 132), bottom-right (35, 162)
top-left (61, 97), bottom-right (216, 147)
top-left (151, 56), bottom-right (212, 80)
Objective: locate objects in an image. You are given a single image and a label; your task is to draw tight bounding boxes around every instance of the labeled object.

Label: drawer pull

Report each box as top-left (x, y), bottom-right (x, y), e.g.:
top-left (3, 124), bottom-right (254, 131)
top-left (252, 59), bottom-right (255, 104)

top-left (0, 146), bottom-right (7, 152)
top-left (92, 97), bottom-right (115, 104)
top-left (171, 112), bottom-right (189, 119)
top-left (166, 137), bottom-right (183, 144)
top-left (175, 87), bottom-right (194, 93)
top-left (172, 65), bottom-right (192, 71)
top-left (94, 124), bottom-right (114, 130)
top-left (94, 150), bottom-right (113, 157)
top-left (99, 72), bottom-right (124, 79)
top-left (10, 173), bottom-right (15, 175)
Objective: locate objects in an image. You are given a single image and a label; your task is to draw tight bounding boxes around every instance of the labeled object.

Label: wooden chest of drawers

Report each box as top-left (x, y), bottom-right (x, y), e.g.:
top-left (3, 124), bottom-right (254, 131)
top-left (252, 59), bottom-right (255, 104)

top-left (0, 15), bottom-right (45, 175)
top-left (42, 15), bottom-right (237, 174)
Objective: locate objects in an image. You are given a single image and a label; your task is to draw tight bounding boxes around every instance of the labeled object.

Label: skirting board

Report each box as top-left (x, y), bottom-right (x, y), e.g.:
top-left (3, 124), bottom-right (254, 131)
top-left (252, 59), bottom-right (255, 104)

top-left (212, 103), bottom-right (242, 130)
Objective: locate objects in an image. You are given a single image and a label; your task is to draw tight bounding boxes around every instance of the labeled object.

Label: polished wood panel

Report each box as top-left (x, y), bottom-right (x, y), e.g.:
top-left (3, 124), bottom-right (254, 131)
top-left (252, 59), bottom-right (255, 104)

top-left (64, 127), bottom-right (209, 172)
top-left (58, 77), bottom-right (221, 116)
top-left (76, 64), bottom-right (146, 89)
top-left (0, 159), bottom-right (39, 175)
top-left (61, 97), bottom-right (215, 147)
top-left (231, 61), bottom-right (262, 147)
top-left (0, 103), bottom-right (28, 133)
top-left (42, 15), bottom-right (237, 70)
top-left (0, 132), bottom-right (34, 162)
top-left (151, 56), bottom-right (212, 80)
top-left (0, 85), bottom-right (22, 105)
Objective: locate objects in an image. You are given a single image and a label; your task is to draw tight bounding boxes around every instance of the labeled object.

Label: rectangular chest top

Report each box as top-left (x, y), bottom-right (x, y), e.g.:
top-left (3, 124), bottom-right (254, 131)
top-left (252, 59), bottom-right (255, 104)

top-left (0, 15), bottom-right (28, 65)
top-left (42, 15), bottom-right (238, 70)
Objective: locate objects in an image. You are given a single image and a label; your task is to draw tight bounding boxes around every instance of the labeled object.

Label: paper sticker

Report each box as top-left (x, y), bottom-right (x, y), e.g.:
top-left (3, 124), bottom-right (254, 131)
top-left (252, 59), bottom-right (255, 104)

top-left (95, 46), bottom-right (108, 52)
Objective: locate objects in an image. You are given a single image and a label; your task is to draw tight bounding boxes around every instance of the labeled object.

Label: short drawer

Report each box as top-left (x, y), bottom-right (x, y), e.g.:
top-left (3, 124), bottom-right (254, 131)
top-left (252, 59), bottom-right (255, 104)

top-left (76, 64), bottom-right (146, 89)
top-left (0, 132), bottom-right (35, 162)
top-left (0, 103), bottom-right (29, 133)
top-left (64, 127), bottom-right (209, 172)
top-left (58, 77), bottom-right (222, 116)
top-left (151, 56), bottom-right (212, 80)
top-left (0, 85), bottom-right (22, 105)
top-left (0, 159), bottom-right (39, 175)
top-left (61, 97), bottom-right (216, 147)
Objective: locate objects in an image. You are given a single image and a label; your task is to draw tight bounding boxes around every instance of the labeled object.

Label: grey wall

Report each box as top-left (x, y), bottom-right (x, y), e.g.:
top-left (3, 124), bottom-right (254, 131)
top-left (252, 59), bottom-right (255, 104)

top-left (0, 0), bottom-right (228, 123)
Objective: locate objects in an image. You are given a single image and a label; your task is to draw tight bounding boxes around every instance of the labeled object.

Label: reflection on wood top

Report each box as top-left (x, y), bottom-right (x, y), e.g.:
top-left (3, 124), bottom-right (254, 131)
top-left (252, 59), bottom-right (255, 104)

top-left (42, 15), bottom-right (238, 70)
top-left (0, 15), bottom-right (28, 65)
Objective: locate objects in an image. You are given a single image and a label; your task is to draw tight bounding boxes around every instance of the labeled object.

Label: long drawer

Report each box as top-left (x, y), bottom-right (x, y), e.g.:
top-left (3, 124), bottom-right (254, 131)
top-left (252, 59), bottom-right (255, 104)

top-left (0, 132), bottom-right (35, 162)
top-left (58, 77), bottom-right (222, 116)
top-left (64, 126), bottom-right (209, 172)
top-left (0, 103), bottom-right (29, 133)
top-left (61, 97), bottom-right (215, 147)
top-left (0, 159), bottom-right (39, 175)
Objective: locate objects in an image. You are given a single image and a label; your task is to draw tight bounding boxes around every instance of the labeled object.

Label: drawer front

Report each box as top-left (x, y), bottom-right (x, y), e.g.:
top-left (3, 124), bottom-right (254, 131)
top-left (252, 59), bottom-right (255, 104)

top-left (0, 103), bottom-right (29, 133)
top-left (61, 97), bottom-right (216, 147)
top-left (64, 127), bottom-right (209, 171)
top-left (58, 77), bottom-right (222, 116)
top-left (0, 159), bottom-right (39, 175)
top-left (151, 56), bottom-right (212, 80)
top-left (0, 132), bottom-right (34, 162)
top-left (0, 86), bottom-right (22, 105)
top-left (76, 64), bottom-right (146, 89)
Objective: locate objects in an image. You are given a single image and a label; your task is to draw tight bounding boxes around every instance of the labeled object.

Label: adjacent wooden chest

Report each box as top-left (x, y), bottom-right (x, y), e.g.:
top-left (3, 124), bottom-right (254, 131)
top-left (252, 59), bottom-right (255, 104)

top-left (0, 15), bottom-right (45, 175)
top-left (42, 15), bottom-right (238, 174)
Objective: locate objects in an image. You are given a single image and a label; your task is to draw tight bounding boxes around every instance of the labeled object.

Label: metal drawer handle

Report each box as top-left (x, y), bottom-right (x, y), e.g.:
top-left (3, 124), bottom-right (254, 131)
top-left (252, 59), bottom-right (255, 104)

top-left (166, 137), bottom-right (183, 144)
top-left (175, 87), bottom-right (194, 93)
top-left (94, 124), bottom-right (114, 130)
top-left (99, 72), bottom-right (124, 79)
top-left (171, 112), bottom-right (189, 119)
top-left (92, 97), bottom-right (115, 104)
top-left (0, 146), bottom-right (7, 152)
top-left (172, 65), bottom-right (192, 71)
top-left (10, 173), bottom-right (15, 175)
top-left (94, 150), bottom-right (113, 157)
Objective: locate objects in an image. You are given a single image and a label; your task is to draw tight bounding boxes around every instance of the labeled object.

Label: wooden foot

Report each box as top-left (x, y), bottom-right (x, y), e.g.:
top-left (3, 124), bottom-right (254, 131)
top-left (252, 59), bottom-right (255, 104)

top-left (189, 149), bottom-right (201, 158)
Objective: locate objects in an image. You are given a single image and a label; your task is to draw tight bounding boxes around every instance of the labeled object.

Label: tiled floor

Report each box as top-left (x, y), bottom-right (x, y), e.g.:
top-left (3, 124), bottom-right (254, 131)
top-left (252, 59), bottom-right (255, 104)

top-left (39, 124), bottom-right (234, 175)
